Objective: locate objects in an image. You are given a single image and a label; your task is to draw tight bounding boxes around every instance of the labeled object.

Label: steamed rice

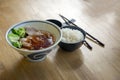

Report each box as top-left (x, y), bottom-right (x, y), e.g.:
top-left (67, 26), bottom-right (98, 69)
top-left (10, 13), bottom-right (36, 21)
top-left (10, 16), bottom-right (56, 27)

top-left (61, 28), bottom-right (84, 43)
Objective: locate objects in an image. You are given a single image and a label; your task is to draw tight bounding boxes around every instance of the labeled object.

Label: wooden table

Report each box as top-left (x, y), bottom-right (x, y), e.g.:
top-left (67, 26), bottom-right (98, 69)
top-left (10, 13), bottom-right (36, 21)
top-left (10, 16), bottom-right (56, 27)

top-left (0, 0), bottom-right (120, 80)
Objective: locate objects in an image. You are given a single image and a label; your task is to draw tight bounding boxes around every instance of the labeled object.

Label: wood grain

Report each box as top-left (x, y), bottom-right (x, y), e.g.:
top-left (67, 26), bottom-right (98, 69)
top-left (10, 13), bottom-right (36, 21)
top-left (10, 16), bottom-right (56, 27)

top-left (0, 0), bottom-right (120, 80)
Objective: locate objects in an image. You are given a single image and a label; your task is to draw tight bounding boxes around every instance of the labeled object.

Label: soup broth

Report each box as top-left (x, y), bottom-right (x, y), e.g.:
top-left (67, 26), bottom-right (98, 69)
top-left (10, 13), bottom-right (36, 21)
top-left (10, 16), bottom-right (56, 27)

top-left (20, 28), bottom-right (55, 50)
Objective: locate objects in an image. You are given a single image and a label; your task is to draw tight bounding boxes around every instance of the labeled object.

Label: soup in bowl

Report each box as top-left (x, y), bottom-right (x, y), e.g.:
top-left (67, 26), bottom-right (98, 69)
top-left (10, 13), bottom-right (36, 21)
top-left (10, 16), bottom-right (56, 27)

top-left (6, 20), bottom-right (62, 62)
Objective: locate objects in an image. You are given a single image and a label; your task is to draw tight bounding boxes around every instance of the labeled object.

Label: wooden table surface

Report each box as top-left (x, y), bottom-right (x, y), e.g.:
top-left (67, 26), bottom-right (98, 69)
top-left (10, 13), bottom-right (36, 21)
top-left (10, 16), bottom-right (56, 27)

top-left (0, 0), bottom-right (120, 80)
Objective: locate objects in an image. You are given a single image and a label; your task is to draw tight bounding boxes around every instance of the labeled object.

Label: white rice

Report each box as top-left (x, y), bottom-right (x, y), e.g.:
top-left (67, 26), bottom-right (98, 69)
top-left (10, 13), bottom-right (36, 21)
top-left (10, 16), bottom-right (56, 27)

top-left (61, 28), bottom-right (84, 43)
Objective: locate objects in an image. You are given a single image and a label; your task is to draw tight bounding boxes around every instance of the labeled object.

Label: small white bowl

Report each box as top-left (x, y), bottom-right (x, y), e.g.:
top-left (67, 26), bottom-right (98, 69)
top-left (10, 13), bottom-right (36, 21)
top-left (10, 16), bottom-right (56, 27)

top-left (6, 20), bottom-right (62, 62)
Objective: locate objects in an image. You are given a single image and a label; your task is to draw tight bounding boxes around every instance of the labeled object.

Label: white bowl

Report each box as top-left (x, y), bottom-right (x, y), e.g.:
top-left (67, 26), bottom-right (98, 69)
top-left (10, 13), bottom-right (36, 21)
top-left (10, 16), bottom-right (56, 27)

top-left (6, 20), bottom-right (62, 62)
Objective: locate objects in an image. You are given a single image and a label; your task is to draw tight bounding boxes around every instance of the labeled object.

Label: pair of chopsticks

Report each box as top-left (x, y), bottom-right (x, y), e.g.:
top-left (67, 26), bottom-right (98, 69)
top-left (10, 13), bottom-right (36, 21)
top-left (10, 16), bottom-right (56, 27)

top-left (59, 14), bottom-right (105, 50)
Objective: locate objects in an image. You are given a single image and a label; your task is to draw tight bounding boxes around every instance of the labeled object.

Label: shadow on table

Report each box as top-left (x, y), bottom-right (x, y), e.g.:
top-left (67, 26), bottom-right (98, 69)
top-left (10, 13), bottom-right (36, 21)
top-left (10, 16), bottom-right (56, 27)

top-left (0, 48), bottom-right (84, 80)
top-left (53, 48), bottom-right (84, 71)
top-left (0, 57), bottom-right (62, 80)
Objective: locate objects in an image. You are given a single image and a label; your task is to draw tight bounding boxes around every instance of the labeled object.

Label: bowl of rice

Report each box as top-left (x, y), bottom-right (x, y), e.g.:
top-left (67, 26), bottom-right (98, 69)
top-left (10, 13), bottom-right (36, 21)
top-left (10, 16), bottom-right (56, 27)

top-left (58, 26), bottom-right (86, 51)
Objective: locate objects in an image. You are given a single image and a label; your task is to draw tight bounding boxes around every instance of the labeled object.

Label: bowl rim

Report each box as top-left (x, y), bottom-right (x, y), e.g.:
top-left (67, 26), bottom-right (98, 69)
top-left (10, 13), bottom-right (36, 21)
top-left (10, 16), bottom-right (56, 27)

top-left (6, 20), bottom-right (62, 53)
top-left (46, 19), bottom-right (62, 28)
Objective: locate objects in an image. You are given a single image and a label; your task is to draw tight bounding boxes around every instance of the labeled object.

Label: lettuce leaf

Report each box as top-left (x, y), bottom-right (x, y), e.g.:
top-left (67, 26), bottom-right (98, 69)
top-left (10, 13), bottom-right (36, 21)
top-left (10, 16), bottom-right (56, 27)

top-left (12, 27), bottom-right (26, 38)
top-left (8, 33), bottom-right (20, 42)
top-left (8, 27), bottom-right (26, 48)
top-left (12, 41), bottom-right (22, 48)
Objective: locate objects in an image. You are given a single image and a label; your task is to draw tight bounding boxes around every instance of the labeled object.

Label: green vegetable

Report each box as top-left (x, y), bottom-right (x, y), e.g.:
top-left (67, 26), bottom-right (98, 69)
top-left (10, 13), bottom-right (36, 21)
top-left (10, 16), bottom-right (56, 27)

top-left (8, 33), bottom-right (20, 42)
top-left (12, 41), bottom-right (22, 48)
top-left (12, 28), bottom-right (18, 34)
top-left (12, 27), bottom-right (26, 37)
top-left (8, 27), bottom-right (26, 48)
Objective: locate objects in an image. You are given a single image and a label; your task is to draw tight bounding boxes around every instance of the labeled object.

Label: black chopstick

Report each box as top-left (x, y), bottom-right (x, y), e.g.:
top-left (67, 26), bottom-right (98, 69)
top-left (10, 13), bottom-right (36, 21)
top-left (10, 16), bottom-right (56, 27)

top-left (86, 33), bottom-right (104, 47)
top-left (84, 40), bottom-right (92, 50)
top-left (59, 14), bottom-right (105, 47)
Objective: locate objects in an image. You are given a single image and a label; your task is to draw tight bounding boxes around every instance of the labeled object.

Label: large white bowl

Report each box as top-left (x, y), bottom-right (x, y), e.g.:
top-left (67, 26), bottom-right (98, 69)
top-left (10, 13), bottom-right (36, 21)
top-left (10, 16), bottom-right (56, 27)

top-left (6, 20), bottom-right (62, 62)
